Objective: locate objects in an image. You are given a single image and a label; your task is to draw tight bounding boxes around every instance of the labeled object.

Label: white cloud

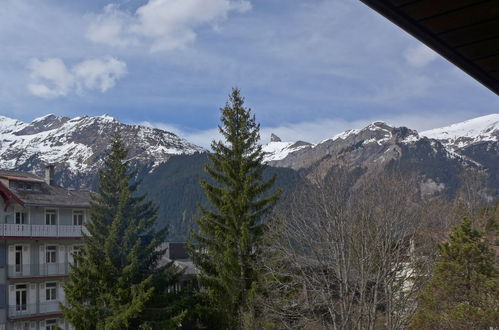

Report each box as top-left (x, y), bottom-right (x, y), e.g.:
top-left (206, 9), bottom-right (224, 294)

top-left (73, 57), bottom-right (127, 92)
top-left (27, 57), bottom-right (127, 98)
top-left (86, 0), bottom-right (251, 51)
top-left (86, 4), bottom-right (137, 47)
top-left (404, 43), bottom-right (439, 67)
top-left (27, 58), bottom-right (75, 98)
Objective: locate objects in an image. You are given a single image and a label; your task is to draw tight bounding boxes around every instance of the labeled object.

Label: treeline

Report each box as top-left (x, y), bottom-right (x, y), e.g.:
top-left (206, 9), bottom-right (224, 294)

top-left (62, 89), bottom-right (498, 329)
top-left (138, 153), bottom-right (302, 242)
top-left (257, 171), bottom-right (499, 329)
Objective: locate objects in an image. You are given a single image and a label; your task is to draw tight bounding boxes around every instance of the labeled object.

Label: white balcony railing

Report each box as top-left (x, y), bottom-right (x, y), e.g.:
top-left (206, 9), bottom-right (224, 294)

top-left (8, 301), bottom-right (62, 318)
top-left (8, 263), bottom-right (69, 278)
top-left (0, 224), bottom-right (88, 238)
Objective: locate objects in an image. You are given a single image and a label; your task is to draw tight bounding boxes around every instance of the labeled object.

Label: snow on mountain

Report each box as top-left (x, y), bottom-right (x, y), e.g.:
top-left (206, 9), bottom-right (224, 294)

top-left (265, 120), bottom-right (468, 172)
top-left (262, 134), bottom-right (311, 162)
top-left (267, 114), bottom-right (499, 168)
top-left (321, 121), bottom-right (418, 145)
top-left (421, 114), bottom-right (499, 149)
top-left (264, 122), bottom-right (408, 165)
top-left (263, 141), bottom-right (310, 162)
top-left (0, 114), bottom-right (204, 188)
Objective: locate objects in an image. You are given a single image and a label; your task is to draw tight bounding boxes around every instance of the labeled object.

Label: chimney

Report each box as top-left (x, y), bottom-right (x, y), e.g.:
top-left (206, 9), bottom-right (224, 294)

top-left (45, 165), bottom-right (55, 186)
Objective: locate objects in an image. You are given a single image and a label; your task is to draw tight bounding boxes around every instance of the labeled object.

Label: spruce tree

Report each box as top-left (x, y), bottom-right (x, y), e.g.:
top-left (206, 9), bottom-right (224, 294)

top-left (409, 218), bottom-right (499, 329)
top-left (190, 88), bottom-right (281, 329)
top-left (62, 130), bottom-right (186, 329)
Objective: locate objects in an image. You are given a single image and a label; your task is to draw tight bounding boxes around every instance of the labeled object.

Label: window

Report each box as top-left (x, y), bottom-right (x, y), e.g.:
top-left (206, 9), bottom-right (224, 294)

top-left (73, 210), bottom-right (84, 226)
top-left (15, 284), bottom-right (27, 311)
top-left (12, 181), bottom-right (39, 191)
top-left (15, 245), bottom-right (23, 273)
top-left (45, 319), bottom-right (57, 330)
top-left (45, 282), bottom-right (57, 301)
top-left (15, 212), bottom-right (27, 224)
top-left (45, 209), bottom-right (57, 225)
top-left (46, 246), bottom-right (57, 264)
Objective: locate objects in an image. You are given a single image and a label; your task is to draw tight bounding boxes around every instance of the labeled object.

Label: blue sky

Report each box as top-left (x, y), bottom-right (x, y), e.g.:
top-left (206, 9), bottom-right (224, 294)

top-left (1, 0), bottom-right (498, 147)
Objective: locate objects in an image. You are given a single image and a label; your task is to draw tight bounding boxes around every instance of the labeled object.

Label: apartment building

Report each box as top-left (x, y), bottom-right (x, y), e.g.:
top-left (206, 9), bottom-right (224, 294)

top-left (0, 167), bottom-right (90, 330)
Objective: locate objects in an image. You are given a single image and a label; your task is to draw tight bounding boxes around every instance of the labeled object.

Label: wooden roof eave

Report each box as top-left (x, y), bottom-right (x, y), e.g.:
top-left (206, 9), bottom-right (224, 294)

top-left (0, 182), bottom-right (24, 210)
top-left (359, 0), bottom-right (499, 96)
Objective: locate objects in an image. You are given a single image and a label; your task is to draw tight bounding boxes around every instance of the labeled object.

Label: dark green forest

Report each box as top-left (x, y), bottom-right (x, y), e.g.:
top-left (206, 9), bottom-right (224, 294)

top-left (138, 153), bottom-right (304, 241)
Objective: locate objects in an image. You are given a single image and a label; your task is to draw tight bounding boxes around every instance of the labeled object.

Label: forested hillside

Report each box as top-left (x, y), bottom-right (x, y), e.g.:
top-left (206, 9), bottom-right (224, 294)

top-left (138, 153), bottom-right (304, 241)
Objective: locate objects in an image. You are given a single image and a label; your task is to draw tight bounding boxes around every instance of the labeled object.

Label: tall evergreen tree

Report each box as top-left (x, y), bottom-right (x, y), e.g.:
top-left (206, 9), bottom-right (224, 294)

top-left (409, 218), bottom-right (499, 329)
top-left (62, 130), bottom-right (186, 329)
top-left (190, 88), bottom-right (281, 329)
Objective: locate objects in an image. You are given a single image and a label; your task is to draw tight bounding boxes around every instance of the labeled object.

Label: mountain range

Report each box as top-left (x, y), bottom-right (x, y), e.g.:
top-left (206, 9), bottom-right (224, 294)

top-left (263, 114), bottom-right (499, 197)
top-left (0, 114), bottom-right (203, 188)
top-left (0, 113), bottom-right (497, 239)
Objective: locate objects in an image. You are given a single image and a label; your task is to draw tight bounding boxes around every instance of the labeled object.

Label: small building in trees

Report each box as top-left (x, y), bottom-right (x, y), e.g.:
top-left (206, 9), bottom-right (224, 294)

top-left (159, 242), bottom-right (198, 292)
top-left (0, 167), bottom-right (90, 330)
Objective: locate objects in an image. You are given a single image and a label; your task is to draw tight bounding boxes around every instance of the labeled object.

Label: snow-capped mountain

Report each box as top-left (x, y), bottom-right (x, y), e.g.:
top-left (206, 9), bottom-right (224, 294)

top-left (266, 121), bottom-right (425, 170)
top-left (262, 134), bottom-right (311, 162)
top-left (263, 115), bottom-right (499, 197)
top-left (0, 114), bottom-right (204, 188)
top-left (265, 115), bottom-right (499, 170)
top-left (421, 114), bottom-right (499, 149)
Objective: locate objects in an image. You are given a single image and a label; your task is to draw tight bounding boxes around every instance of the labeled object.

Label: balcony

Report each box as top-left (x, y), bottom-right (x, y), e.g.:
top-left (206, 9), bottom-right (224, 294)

top-left (0, 224), bottom-right (88, 238)
top-left (8, 301), bottom-right (61, 318)
top-left (8, 263), bottom-right (69, 278)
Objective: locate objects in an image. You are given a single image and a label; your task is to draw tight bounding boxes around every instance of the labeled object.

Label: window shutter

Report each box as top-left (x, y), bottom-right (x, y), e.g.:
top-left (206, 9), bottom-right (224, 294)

top-left (22, 245), bottom-right (30, 273)
top-left (58, 282), bottom-right (65, 303)
top-left (8, 245), bottom-right (14, 266)
top-left (29, 284), bottom-right (36, 312)
top-left (39, 245), bottom-right (45, 264)
top-left (68, 246), bottom-right (74, 265)
top-left (40, 283), bottom-right (45, 302)
top-left (58, 245), bottom-right (65, 264)
top-left (8, 285), bottom-right (15, 306)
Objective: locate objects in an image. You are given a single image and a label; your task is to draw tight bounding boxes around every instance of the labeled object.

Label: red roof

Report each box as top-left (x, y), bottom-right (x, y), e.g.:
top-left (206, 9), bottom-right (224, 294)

top-left (0, 182), bottom-right (24, 208)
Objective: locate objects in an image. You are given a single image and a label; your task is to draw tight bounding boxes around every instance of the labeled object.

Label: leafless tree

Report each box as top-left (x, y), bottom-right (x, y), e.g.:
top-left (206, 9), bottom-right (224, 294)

top-left (455, 168), bottom-right (493, 224)
top-left (258, 169), bottom-right (442, 330)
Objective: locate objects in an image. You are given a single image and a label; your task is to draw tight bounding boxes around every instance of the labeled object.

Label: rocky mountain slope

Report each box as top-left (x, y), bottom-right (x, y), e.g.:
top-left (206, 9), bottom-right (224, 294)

top-left (263, 114), bottom-right (499, 197)
top-left (420, 114), bottom-right (499, 197)
top-left (0, 114), bottom-right (204, 188)
top-left (421, 114), bottom-right (499, 150)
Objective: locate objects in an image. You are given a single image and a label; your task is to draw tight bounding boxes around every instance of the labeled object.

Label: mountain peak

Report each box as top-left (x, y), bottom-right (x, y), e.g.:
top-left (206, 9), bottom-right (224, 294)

top-left (0, 113), bottom-right (204, 188)
top-left (32, 113), bottom-right (63, 122)
top-left (367, 121), bottom-right (389, 128)
top-left (421, 113), bottom-right (499, 149)
top-left (16, 114), bottom-right (70, 135)
top-left (270, 133), bottom-right (282, 142)
top-left (96, 114), bottom-right (116, 122)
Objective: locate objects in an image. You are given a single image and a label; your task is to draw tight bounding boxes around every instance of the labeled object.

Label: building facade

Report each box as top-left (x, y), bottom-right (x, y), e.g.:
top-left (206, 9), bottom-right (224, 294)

top-left (0, 168), bottom-right (90, 330)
